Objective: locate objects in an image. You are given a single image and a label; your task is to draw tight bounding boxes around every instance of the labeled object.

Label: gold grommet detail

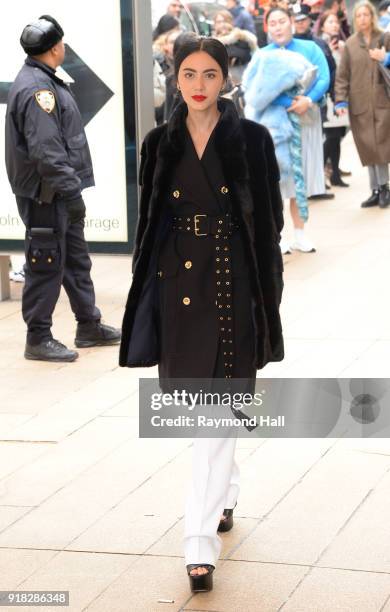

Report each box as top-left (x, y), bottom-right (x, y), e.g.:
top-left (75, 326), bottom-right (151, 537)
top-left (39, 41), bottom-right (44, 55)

top-left (184, 260), bottom-right (192, 269)
top-left (173, 190), bottom-right (180, 198)
top-left (182, 297), bottom-right (191, 305)
top-left (221, 186), bottom-right (229, 194)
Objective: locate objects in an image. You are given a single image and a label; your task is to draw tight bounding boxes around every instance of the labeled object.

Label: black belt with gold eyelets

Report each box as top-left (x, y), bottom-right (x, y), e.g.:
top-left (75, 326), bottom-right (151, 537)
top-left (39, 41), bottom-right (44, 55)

top-left (172, 213), bottom-right (239, 237)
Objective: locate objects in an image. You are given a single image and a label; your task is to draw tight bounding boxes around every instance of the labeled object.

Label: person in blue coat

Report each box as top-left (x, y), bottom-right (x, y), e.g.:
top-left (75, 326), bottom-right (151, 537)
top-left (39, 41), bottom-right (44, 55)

top-left (243, 7), bottom-right (330, 253)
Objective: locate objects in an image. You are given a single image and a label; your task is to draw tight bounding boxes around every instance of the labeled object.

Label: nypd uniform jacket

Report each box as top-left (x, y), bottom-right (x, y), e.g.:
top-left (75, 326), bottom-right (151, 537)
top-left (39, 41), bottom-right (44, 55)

top-left (5, 56), bottom-right (94, 204)
top-left (119, 98), bottom-right (285, 375)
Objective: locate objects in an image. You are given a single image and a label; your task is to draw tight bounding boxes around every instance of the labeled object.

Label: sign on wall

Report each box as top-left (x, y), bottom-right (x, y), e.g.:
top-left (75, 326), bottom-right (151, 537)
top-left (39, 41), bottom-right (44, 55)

top-left (0, 0), bottom-right (130, 247)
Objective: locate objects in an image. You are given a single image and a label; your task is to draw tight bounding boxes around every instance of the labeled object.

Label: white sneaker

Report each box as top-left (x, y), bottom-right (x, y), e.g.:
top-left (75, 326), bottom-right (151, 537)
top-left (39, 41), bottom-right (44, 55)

top-left (280, 238), bottom-right (292, 255)
top-left (291, 236), bottom-right (316, 253)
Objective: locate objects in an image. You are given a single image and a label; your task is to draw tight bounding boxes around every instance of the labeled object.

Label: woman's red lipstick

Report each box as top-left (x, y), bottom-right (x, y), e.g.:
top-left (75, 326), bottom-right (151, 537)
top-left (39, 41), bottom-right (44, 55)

top-left (192, 95), bottom-right (207, 101)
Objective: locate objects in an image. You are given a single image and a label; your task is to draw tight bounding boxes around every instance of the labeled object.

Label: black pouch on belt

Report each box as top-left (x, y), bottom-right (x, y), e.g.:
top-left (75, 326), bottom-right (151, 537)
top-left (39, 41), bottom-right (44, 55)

top-left (26, 227), bottom-right (62, 273)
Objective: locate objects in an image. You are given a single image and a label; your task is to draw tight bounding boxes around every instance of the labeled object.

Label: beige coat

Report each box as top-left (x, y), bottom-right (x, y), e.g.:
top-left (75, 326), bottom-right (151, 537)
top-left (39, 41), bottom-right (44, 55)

top-left (335, 31), bottom-right (390, 166)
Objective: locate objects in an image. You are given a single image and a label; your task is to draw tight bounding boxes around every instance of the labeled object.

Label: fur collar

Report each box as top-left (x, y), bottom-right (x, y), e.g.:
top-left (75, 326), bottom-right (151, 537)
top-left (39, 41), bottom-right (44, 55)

top-left (157, 97), bottom-right (249, 182)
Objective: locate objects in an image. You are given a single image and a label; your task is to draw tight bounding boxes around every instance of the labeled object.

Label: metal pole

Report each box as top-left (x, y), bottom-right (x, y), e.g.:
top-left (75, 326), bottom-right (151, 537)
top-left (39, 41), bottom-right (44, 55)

top-left (132, 0), bottom-right (155, 163)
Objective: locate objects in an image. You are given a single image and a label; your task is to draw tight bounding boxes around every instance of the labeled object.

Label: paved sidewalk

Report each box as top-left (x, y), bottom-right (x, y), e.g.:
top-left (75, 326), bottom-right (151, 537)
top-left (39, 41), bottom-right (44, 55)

top-left (1, 133), bottom-right (390, 611)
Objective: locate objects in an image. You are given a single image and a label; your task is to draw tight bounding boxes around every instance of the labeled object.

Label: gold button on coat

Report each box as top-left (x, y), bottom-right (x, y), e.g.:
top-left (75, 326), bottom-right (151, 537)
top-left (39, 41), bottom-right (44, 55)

top-left (184, 260), bottom-right (192, 269)
top-left (173, 190), bottom-right (180, 198)
top-left (221, 186), bottom-right (229, 194)
top-left (183, 297), bottom-right (191, 305)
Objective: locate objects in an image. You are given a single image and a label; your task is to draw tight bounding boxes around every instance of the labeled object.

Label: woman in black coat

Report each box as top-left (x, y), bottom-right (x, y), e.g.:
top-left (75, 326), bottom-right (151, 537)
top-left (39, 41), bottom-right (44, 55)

top-left (119, 34), bottom-right (284, 592)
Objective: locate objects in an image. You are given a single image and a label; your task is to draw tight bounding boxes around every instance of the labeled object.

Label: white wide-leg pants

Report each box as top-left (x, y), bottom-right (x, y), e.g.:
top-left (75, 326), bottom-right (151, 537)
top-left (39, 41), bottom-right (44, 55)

top-left (184, 435), bottom-right (239, 566)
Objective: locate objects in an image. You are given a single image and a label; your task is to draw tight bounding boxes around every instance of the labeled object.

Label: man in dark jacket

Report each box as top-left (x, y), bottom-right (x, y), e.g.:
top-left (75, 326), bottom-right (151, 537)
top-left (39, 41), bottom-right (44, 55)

top-left (226, 0), bottom-right (256, 35)
top-left (5, 15), bottom-right (120, 362)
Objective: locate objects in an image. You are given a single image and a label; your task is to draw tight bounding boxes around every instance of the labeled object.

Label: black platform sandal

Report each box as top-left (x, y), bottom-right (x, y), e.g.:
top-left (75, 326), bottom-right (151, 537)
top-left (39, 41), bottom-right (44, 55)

top-left (186, 564), bottom-right (215, 592)
top-left (218, 501), bottom-right (237, 533)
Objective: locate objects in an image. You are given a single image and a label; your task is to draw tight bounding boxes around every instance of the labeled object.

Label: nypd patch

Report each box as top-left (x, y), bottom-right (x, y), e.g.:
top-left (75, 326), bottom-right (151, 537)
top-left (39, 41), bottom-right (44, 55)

top-left (34, 90), bottom-right (56, 113)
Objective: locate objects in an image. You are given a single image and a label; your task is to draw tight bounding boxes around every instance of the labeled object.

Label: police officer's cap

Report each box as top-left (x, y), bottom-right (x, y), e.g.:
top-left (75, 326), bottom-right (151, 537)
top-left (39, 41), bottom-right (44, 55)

top-left (20, 15), bottom-right (64, 56)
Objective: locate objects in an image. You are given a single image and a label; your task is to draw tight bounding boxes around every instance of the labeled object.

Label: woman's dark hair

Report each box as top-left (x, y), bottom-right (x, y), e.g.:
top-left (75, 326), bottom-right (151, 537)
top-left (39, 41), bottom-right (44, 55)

top-left (265, 6), bottom-right (291, 23)
top-left (173, 33), bottom-right (229, 79)
top-left (318, 9), bottom-right (340, 32)
top-left (153, 15), bottom-right (180, 41)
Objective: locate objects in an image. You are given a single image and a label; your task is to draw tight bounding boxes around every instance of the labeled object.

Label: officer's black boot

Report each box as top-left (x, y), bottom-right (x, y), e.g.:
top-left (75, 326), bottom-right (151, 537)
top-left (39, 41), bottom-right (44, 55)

top-left (361, 189), bottom-right (380, 208)
top-left (24, 339), bottom-right (78, 362)
top-left (379, 184), bottom-right (390, 208)
top-left (75, 320), bottom-right (121, 348)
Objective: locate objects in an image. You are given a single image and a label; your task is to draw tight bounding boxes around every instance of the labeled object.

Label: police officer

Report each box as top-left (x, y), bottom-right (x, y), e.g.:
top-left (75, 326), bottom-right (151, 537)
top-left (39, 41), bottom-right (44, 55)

top-left (5, 15), bottom-right (121, 362)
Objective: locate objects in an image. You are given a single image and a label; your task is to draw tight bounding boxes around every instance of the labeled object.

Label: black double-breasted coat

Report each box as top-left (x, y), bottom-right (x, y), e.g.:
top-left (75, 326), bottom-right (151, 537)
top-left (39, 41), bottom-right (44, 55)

top-left (157, 122), bottom-right (256, 381)
top-left (119, 98), bottom-right (285, 375)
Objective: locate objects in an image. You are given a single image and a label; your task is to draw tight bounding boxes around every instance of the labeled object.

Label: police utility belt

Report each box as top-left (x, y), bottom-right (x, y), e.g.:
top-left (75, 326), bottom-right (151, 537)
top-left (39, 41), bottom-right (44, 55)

top-left (172, 212), bottom-right (239, 237)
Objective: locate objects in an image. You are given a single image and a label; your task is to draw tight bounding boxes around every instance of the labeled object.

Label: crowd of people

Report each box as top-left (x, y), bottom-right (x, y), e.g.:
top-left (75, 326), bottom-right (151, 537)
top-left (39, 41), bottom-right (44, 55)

top-left (8, 0), bottom-right (390, 283)
top-left (152, 0), bottom-right (390, 254)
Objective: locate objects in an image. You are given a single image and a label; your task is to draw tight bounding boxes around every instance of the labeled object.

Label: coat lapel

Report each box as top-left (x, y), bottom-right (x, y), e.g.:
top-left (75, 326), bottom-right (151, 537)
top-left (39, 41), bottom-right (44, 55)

top-left (152, 98), bottom-right (253, 217)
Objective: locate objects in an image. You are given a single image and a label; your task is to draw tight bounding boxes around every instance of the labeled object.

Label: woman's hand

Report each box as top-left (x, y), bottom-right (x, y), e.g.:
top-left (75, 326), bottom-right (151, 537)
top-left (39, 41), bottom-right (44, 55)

top-left (287, 95), bottom-right (312, 115)
top-left (330, 38), bottom-right (339, 52)
top-left (369, 46), bottom-right (386, 62)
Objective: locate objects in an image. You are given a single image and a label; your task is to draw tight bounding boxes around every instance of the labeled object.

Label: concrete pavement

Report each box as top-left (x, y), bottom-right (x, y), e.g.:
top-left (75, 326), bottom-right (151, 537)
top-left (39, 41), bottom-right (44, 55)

top-left (1, 132), bottom-right (390, 611)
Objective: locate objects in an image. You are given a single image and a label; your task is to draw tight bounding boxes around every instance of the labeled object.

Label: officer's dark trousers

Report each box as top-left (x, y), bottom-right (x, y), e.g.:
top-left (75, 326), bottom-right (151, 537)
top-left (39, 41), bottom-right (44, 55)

top-left (16, 196), bottom-right (101, 345)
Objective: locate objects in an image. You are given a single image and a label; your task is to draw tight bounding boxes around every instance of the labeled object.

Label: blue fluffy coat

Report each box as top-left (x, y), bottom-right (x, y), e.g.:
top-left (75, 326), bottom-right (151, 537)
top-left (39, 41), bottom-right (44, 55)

top-left (242, 49), bottom-right (316, 181)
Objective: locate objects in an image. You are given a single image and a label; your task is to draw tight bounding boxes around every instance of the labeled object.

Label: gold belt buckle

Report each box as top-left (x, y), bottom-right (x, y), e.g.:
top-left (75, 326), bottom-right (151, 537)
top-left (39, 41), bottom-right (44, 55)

top-left (194, 214), bottom-right (207, 236)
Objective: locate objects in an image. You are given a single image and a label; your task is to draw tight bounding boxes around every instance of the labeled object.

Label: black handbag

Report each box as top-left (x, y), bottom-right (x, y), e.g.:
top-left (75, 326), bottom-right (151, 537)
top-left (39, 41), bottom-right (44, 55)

top-left (377, 34), bottom-right (390, 98)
